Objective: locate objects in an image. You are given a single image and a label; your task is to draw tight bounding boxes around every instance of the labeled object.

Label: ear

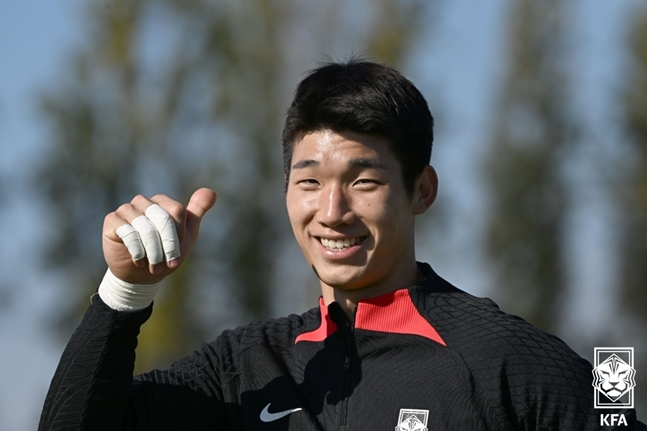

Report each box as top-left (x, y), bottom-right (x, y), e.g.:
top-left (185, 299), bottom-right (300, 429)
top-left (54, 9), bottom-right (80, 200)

top-left (412, 165), bottom-right (438, 215)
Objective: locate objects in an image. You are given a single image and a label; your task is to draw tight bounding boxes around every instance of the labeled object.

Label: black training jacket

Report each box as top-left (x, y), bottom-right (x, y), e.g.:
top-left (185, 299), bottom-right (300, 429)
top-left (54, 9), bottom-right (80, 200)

top-left (39, 263), bottom-right (643, 430)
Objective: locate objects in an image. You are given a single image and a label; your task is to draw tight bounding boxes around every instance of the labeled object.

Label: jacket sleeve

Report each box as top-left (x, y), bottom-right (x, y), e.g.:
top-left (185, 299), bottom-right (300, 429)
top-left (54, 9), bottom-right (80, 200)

top-left (38, 294), bottom-right (228, 431)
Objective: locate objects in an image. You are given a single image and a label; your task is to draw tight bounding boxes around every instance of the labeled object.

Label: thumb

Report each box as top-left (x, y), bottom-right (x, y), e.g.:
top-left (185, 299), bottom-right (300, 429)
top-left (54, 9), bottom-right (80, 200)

top-left (187, 187), bottom-right (217, 220)
top-left (185, 188), bottom-right (217, 244)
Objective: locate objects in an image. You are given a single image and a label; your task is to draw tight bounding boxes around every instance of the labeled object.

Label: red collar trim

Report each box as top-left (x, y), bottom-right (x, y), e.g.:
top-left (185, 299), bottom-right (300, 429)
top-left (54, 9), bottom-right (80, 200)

top-left (294, 297), bottom-right (338, 343)
top-left (355, 289), bottom-right (446, 346)
top-left (295, 289), bottom-right (446, 346)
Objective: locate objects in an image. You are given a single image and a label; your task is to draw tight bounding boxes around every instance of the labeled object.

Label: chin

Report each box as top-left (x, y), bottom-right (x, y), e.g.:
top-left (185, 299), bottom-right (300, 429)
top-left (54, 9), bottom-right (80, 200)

top-left (317, 268), bottom-right (372, 291)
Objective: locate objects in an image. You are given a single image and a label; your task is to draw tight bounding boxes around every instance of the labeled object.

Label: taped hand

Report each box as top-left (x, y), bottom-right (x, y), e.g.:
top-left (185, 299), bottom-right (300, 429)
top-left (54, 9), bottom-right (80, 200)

top-left (100, 188), bottom-right (217, 310)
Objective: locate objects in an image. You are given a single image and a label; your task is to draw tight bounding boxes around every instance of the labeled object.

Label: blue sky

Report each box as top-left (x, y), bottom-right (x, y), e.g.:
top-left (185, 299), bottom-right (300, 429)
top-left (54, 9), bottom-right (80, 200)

top-left (0, 2), bottom-right (86, 430)
top-left (0, 0), bottom-right (643, 429)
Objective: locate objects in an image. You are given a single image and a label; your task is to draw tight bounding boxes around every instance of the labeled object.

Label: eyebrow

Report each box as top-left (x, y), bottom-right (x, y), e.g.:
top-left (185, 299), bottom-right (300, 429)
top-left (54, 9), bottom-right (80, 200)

top-left (292, 159), bottom-right (319, 170)
top-left (348, 158), bottom-right (387, 170)
top-left (291, 158), bottom-right (387, 170)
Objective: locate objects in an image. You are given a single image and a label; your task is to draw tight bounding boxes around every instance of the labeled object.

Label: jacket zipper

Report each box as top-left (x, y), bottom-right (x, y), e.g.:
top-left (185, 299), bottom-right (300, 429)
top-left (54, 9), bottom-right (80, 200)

top-left (330, 304), bottom-right (356, 430)
top-left (340, 355), bottom-right (351, 428)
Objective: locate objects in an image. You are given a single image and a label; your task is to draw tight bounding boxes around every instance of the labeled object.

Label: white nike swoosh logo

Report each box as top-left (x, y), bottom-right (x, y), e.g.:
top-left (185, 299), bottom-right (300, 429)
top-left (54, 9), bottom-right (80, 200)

top-left (259, 403), bottom-right (302, 422)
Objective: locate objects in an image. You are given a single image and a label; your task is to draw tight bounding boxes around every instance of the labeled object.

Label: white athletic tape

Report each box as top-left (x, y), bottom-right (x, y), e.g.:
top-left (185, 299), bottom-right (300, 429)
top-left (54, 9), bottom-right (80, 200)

top-left (115, 224), bottom-right (146, 261)
top-left (145, 204), bottom-right (181, 262)
top-left (98, 268), bottom-right (162, 312)
top-left (130, 215), bottom-right (164, 265)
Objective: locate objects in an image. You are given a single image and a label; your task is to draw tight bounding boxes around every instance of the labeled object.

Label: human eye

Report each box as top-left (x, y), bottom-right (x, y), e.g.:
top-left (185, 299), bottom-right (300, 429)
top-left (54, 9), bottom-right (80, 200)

top-left (298, 178), bottom-right (320, 189)
top-left (353, 178), bottom-right (381, 189)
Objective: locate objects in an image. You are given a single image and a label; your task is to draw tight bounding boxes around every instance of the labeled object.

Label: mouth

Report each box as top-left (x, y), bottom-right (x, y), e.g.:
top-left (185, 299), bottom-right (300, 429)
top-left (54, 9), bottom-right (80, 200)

top-left (318, 236), bottom-right (366, 251)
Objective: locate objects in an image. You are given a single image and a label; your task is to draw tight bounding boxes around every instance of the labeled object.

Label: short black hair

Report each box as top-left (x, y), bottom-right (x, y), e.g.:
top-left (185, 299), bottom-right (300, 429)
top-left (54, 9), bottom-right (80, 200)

top-left (282, 58), bottom-right (434, 198)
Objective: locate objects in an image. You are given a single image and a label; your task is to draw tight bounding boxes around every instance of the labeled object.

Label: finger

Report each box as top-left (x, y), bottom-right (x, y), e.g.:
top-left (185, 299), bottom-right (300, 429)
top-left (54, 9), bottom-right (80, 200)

top-left (185, 188), bottom-right (217, 249)
top-left (104, 210), bottom-right (148, 269)
top-left (145, 204), bottom-right (181, 262)
top-left (130, 215), bottom-right (164, 266)
top-left (187, 188), bottom-right (217, 219)
top-left (150, 195), bottom-right (187, 243)
top-left (122, 196), bottom-right (164, 272)
top-left (115, 223), bottom-right (146, 261)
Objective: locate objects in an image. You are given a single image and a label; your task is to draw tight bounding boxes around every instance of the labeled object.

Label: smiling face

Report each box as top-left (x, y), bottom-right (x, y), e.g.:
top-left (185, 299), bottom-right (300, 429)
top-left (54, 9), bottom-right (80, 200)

top-left (286, 130), bottom-right (437, 305)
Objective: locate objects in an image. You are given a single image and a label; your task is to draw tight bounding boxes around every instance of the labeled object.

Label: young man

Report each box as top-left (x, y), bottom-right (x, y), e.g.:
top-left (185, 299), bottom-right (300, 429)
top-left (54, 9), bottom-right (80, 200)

top-left (40, 60), bottom-right (643, 430)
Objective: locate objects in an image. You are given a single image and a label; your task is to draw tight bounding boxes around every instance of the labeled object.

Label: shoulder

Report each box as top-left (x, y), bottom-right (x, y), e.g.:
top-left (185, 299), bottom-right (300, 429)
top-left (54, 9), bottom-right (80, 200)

top-left (201, 304), bottom-right (322, 370)
top-left (140, 305), bottom-right (322, 390)
top-left (411, 264), bottom-right (596, 426)
top-left (219, 305), bottom-right (321, 350)
top-left (412, 264), bottom-right (588, 370)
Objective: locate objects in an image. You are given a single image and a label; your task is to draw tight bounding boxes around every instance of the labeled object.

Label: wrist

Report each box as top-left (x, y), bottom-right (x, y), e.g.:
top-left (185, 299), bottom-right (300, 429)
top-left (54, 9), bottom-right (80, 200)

top-left (98, 269), bottom-right (162, 312)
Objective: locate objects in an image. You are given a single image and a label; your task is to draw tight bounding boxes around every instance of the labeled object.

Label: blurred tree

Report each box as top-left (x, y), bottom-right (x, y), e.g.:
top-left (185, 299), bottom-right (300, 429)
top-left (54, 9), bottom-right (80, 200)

top-left (483, 0), bottom-right (575, 332)
top-left (37, 0), bottom-right (427, 372)
top-left (619, 3), bottom-right (647, 413)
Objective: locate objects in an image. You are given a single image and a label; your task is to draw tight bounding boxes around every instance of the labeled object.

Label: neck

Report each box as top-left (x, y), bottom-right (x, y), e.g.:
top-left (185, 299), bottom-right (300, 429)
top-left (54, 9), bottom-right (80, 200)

top-left (321, 261), bottom-right (424, 321)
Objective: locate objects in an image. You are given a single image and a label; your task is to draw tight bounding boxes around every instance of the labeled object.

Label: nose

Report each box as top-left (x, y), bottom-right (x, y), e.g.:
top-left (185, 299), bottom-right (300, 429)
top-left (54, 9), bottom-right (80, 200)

top-left (317, 184), bottom-right (355, 227)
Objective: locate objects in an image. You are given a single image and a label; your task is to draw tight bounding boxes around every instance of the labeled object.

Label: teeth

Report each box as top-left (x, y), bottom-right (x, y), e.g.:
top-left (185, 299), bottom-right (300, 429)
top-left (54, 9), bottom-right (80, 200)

top-left (320, 237), bottom-right (362, 251)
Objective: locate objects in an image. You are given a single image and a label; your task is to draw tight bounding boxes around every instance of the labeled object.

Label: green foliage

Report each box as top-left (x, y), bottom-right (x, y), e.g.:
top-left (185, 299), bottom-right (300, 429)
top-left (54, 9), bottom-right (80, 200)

top-left (622, 6), bottom-right (647, 316)
top-left (37, 0), bottom-right (427, 372)
top-left (619, 3), bottom-right (647, 413)
top-left (484, 0), bottom-right (646, 413)
top-left (483, 0), bottom-right (574, 332)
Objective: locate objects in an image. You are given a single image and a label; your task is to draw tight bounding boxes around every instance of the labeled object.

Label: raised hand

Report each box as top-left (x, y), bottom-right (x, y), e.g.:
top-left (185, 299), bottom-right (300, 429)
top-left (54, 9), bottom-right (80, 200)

top-left (102, 188), bottom-right (217, 285)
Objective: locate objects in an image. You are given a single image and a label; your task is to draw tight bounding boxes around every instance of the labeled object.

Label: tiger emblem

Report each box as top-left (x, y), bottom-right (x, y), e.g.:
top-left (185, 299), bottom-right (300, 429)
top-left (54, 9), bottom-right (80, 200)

top-left (592, 353), bottom-right (636, 402)
top-left (395, 409), bottom-right (428, 431)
